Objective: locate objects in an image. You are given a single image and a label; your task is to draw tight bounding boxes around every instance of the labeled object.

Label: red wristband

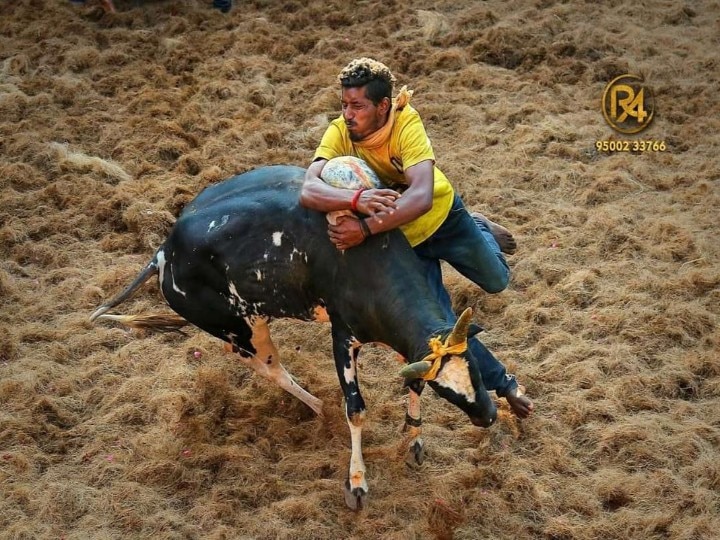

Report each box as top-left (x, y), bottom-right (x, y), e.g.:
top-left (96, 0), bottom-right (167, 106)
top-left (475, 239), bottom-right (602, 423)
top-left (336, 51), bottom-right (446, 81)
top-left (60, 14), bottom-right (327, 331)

top-left (350, 188), bottom-right (366, 212)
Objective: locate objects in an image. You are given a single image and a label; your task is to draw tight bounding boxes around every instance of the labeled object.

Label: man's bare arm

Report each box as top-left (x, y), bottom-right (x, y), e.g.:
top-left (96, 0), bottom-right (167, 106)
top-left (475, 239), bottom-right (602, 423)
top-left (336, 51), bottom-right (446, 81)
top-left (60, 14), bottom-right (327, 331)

top-left (326, 159), bottom-right (435, 250)
top-left (361, 159), bottom-right (434, 235)
top-left (300, 159), bottom-right (400, 215)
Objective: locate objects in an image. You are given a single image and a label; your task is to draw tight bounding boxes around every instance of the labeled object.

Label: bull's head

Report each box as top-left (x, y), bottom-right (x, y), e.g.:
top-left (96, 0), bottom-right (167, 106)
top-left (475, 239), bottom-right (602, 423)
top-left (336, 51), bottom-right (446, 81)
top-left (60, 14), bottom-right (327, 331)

top-left (399, 308), bottom-right (497, 428)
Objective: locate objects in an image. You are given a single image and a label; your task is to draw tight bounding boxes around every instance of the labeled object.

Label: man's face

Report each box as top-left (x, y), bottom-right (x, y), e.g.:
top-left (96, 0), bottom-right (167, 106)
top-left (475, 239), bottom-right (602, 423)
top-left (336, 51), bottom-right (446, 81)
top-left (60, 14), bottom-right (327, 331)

top-left (341, 86), bottom-right (390, 142)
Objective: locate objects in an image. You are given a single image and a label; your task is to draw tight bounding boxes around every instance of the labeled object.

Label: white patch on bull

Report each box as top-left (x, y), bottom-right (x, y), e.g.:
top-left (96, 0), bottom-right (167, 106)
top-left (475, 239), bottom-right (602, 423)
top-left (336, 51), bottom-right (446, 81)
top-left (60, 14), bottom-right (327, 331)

top-left (172, 281), bottom-right (187, 297)
top-left (207, 215), bottom-right (229, 233)
top-left (226, 291), bottom-right (264, 316)
top-left (170, 259), bottom-right (187, 297)
top-left (227, 281), bottom-right (249, 313)
top-left (434, 356), bottom-right (476, 403)
top-left (346, 411), bottom-right (367, 493)
top-left (290, 248), bottom-right (307, 262)
top-left (343, 339), bottom-right (358, 386)
top-left (272, 231), bottom-right (283, 246)
top-left (254, 269), bottom-right (263, 281)
top-left (156, 249), bottom-right (166, 292)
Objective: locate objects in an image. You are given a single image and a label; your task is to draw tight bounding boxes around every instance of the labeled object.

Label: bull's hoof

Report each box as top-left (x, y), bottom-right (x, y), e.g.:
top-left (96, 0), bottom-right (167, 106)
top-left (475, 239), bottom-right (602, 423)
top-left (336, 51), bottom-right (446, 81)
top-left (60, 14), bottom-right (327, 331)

top-left (405, 440), bottom-right (425, 467)
top-left (343, 479), bottom-right (367, 511)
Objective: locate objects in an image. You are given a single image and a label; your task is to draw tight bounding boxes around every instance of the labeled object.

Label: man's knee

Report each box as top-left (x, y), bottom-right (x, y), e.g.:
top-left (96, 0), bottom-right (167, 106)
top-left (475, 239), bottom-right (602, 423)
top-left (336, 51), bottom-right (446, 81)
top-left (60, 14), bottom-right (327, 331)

top-left (482, 268), bottom-right (510, 294)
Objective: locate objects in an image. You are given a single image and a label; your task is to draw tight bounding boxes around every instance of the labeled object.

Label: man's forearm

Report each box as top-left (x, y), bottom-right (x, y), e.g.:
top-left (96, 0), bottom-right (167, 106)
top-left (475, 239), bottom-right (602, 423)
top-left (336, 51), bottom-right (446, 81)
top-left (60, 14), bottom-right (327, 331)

top-left (301, 165), bottom-right (401, 217)
top-left (363, 187), bottom-right (431, 233)
top-left (299, 176), bottom-right (355, 212)
top-left (362, 158), bottom-right (434, 233)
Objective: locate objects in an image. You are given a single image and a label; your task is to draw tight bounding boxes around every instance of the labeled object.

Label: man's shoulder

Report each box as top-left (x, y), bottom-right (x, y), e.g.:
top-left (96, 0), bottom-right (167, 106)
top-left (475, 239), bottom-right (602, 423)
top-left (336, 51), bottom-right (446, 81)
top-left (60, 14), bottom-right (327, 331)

top-left (397, 104), bottom-right (421, 121)
top-left (324, 115), bottom-right (351, 141)
top-left (314, 115), bottom-right (352, 160)
top-left (328, 115), bottom-right (347, 130)
top-left (395, 105), bottom-right (424, 133)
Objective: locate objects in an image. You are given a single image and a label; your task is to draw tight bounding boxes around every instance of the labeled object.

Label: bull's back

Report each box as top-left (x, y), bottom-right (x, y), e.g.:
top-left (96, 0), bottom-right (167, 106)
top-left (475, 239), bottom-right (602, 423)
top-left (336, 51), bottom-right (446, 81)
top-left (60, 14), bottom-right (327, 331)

top-left (184, 165), bottom-right (306, 214)
top-left (161, 166), bottom-right (330, 321)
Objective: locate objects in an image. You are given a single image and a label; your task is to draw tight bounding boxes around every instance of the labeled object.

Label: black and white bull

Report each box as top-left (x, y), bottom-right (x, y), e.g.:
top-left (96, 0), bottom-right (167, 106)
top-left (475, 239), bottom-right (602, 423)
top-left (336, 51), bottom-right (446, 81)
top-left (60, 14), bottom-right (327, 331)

top-left (91, 165), bottom-right (497, 510)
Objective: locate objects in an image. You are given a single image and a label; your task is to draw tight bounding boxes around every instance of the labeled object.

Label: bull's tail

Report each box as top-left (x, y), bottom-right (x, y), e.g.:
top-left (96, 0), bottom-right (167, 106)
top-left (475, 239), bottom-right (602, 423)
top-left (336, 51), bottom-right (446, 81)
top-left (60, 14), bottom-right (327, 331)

top-left (90, 259), bottom-right (159, 322)
top-left (93, 313), bottom-right (188, 333)
top-left (90, 257), bottom-right (189, 332)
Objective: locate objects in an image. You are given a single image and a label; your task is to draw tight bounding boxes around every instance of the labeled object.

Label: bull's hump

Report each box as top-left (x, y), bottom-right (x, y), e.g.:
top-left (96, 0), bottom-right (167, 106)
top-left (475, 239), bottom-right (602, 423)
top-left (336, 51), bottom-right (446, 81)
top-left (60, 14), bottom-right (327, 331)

top-left (185, 165), bottom-right (305, 213)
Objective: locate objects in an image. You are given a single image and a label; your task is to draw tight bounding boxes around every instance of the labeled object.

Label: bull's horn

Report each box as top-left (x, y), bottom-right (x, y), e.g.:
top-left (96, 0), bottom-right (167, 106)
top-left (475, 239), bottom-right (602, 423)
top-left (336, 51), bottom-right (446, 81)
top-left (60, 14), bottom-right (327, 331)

top-left (399, 361), bottom-right (433, 379)
top-left (446, 307), bottom-right (473, 347)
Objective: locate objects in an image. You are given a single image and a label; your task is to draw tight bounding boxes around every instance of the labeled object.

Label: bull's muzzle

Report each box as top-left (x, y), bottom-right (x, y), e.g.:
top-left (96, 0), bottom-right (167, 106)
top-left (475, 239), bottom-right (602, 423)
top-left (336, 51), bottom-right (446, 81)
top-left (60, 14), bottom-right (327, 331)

top-left (469, 407), bottom-right (497, 428)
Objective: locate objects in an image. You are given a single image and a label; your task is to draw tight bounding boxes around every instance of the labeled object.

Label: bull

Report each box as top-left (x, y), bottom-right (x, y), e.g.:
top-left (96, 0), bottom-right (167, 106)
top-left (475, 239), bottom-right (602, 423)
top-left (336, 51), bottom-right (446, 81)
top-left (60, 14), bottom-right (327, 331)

top-left (90, 165), bottom-right (497, 510)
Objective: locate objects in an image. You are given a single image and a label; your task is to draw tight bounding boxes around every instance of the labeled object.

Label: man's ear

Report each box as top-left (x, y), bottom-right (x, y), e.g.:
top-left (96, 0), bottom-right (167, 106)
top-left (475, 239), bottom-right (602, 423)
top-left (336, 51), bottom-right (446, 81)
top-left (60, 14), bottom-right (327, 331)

top-left (378, 96), bottom-right (391, 114)
top-left (468, 323), bottom-right (483, 338)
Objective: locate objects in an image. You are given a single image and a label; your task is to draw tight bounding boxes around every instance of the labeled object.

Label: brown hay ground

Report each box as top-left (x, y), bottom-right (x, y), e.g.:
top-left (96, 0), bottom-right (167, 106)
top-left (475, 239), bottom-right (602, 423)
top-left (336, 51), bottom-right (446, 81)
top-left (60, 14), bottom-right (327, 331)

top-left (1, 1), bottom-right (719, 538)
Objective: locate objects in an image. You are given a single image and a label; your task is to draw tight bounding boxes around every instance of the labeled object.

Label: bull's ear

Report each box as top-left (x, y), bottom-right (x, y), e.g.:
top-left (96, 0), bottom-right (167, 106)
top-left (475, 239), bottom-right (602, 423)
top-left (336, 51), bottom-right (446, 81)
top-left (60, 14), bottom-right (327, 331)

top-left (468, 323), bottom-right (483, 338)
top-left (399, 361), bottom-right (433, 379)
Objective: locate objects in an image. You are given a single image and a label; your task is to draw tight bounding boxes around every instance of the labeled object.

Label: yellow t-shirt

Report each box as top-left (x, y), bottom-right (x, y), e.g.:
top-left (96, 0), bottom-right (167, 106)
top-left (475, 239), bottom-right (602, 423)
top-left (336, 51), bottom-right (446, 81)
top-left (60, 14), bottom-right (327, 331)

top-left (313, 105), bottom-right (454, 246)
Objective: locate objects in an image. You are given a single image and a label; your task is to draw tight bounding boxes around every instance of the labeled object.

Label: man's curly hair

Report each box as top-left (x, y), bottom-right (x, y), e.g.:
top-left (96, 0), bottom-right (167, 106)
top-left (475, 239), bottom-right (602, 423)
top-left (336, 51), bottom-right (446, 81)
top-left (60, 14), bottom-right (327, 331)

top-left (338, 58), bottom-right (395, 105)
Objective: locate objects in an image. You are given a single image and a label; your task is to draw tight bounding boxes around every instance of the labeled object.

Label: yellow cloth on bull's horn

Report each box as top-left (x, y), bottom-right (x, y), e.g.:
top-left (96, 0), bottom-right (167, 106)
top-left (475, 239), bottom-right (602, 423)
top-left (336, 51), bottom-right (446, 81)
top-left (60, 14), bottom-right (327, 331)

top-left (419, 335), bottom-right (467, 381)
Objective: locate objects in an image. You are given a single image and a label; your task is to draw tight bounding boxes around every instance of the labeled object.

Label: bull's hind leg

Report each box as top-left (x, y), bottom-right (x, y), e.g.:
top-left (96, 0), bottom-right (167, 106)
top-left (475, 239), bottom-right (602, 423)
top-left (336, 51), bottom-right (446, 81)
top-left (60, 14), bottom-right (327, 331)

top-left (231, 316), bottom-right (323, 416)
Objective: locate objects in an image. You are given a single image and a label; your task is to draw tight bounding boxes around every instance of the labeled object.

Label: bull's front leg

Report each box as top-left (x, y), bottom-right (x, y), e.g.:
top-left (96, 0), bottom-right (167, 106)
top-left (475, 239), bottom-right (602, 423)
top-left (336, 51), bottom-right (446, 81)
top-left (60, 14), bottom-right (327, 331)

top-left (404, 379), bottom-right (426, 467)
top-left (331, 325), bottom-right (367, 511)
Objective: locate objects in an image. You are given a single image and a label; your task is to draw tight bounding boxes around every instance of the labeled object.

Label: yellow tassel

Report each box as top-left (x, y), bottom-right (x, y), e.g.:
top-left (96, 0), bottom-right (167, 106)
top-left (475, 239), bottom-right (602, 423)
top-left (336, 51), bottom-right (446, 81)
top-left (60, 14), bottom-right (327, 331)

top-left (419, 336), bottom-right (467, 381)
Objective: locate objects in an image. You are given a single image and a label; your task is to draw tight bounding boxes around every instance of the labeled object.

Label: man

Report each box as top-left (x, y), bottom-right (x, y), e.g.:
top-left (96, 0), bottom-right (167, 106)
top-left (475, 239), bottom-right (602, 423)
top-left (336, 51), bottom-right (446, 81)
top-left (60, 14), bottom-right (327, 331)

top-left (70, 0), bottom-right (115, 12)
top-left (212, 0), bottom-right (232, 13)
top-left (299, 58), bottom-right (533, 418)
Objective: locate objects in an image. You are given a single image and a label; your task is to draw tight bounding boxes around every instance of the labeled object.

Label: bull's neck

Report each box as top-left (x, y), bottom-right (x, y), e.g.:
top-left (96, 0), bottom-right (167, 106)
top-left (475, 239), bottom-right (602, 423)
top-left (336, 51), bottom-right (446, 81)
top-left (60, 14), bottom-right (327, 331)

top-left (312, 230), bottom-right (454, 362)
top-left (362, 300), bottom-right (449, 364)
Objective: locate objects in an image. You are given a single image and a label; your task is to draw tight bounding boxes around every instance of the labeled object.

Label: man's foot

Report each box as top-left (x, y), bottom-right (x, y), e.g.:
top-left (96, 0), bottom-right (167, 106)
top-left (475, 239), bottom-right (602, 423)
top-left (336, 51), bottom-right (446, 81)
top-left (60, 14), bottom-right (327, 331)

top-left (505, 386), bottom-right (534, 418)
top-left (471, 212), bottom-right (517, 255)
top-left (213, 0), bottom-right (232, 12)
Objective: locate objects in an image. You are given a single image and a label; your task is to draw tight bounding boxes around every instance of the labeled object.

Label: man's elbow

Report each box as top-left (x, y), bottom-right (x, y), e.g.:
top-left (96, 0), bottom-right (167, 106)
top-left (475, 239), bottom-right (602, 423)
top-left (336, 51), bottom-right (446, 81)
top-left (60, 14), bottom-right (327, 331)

top-left (417, 196), bottom-right (433, 216)
top-left (299, 185), bottom-right (313, 208)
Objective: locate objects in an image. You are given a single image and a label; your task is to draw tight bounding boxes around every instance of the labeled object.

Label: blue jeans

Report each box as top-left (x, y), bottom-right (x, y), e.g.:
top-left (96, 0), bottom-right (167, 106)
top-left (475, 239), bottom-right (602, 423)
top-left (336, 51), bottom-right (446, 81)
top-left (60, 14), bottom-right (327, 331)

top-left (213, 0), bottom-right (232, 12)
top-left (413, 195), bottom-right (517, 396)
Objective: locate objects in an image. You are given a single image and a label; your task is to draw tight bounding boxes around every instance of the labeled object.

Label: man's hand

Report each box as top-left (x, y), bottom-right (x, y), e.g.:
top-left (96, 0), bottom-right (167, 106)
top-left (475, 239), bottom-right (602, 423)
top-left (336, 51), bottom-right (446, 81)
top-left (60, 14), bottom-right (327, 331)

top-left (328, 215), bottom-right (367, 250)
top-left (300, 159), bottom-right (401, 219)
top-left (355, 188), bottom-right (400, 219)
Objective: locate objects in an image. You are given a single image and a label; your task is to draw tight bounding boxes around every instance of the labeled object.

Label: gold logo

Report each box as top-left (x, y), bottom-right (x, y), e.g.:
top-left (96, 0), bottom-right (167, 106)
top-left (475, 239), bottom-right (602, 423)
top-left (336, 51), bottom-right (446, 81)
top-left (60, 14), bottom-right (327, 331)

top-left (601, 74), bottom-right (655, 134)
